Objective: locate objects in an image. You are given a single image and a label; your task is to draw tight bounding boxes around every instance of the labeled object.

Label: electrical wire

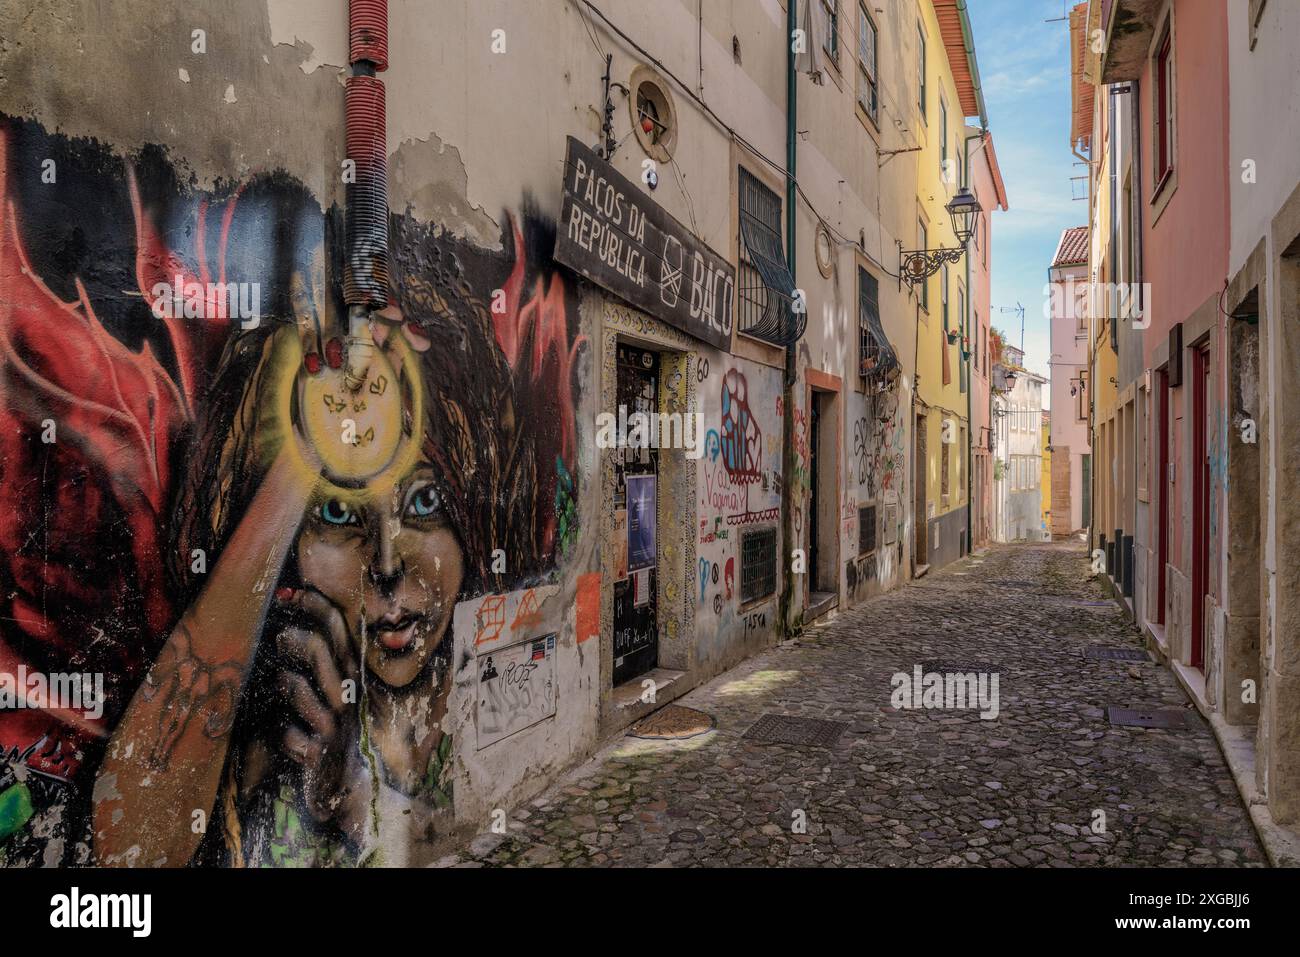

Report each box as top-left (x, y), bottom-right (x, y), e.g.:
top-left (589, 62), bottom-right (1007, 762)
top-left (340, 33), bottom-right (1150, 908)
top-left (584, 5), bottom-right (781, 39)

top-left (573, 0), bottom-right (913, 283)
top-left (575, 0), bottom-right (607, 59)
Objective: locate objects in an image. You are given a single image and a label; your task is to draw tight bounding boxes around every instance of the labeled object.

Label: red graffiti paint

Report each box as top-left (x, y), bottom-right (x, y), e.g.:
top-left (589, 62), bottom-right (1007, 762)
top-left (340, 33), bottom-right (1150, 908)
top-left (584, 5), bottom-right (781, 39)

top-left (325, 336), bottom-right (344, 369)
top-left (0, 128), bottom-right (208, 777)
top-left (495, 214), bottom-right (587, 555)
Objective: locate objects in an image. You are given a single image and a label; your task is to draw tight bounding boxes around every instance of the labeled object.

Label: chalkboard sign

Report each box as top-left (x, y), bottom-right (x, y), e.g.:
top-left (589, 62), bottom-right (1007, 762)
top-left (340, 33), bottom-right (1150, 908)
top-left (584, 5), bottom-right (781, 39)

top-left (555, 136), bottom-right (735, 351)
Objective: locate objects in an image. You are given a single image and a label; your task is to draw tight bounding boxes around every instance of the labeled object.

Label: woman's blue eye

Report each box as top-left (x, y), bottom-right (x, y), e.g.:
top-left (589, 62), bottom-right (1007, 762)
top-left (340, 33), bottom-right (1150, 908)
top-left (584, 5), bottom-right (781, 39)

top-left (406, 485), bottom-right (441, 518)
top-left (320, 499), bottom-right (357, 526)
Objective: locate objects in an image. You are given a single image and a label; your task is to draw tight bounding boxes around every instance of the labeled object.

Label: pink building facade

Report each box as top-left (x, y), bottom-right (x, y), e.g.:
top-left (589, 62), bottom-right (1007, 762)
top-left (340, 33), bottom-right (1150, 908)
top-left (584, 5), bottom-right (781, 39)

top-left (966, 129), bottom-right (1007, 550)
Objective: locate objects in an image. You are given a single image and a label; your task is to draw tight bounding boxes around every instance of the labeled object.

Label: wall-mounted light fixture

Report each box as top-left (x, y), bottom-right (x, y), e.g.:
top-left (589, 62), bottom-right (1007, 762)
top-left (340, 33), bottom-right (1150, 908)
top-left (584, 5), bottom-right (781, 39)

top-left (899, 187), bottom-right (983, 288)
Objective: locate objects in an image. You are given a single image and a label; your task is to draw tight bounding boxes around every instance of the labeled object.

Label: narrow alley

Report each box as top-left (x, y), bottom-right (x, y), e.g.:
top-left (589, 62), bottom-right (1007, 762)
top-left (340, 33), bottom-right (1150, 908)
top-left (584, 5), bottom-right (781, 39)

top-left (439, 543), bottom-right (1264, 868)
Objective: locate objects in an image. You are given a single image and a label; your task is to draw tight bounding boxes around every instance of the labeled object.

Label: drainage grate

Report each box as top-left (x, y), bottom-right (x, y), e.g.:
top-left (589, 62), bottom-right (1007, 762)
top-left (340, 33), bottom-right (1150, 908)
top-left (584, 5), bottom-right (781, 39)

top-left (1085, 646), bottom-right (1150, 662)
top-left (922, 660), bottom-right (1003, 674)
top-left (742, 714), bottom-right (848, 748)
top-left (1106, 706), bottom-right (1190, 729)
top-left (988, 579), bottom-right (1036, 587)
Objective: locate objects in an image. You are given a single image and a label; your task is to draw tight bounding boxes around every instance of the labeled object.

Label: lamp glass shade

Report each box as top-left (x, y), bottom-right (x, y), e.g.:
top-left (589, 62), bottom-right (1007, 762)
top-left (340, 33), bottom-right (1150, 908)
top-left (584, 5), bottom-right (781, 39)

top-left (945, 187), bottom-right (982, 246)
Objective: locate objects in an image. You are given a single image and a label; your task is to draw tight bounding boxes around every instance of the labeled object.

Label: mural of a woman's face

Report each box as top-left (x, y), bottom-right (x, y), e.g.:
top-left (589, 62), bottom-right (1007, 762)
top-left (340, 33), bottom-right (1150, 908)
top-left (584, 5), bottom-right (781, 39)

top-left (295, 464), bottom-right (464, 688)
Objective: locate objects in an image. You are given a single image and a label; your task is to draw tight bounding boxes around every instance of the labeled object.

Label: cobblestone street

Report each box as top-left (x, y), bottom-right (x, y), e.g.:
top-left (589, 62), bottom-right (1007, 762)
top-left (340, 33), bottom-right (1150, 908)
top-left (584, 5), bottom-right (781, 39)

top-left (438, 543), bottom-right (1266, 868)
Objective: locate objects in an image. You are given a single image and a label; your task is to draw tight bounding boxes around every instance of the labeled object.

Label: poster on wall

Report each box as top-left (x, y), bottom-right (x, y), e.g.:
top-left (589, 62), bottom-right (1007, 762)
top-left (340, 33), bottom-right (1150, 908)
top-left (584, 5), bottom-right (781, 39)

top-left (626, 474), bottom-right (656, 572)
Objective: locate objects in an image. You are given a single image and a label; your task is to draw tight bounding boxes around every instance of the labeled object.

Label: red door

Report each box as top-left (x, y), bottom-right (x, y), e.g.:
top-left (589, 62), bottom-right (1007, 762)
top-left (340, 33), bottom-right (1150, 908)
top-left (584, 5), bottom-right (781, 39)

top-left (1156, 371), bottom-right (1168, 625)
top-left (1190, 349), bottom-right (1210, 670)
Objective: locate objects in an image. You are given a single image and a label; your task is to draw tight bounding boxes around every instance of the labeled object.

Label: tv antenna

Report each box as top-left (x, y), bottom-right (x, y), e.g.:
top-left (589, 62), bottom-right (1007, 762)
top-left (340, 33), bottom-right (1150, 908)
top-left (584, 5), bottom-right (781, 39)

top-left (997, 303), bottom-right (1026, 352)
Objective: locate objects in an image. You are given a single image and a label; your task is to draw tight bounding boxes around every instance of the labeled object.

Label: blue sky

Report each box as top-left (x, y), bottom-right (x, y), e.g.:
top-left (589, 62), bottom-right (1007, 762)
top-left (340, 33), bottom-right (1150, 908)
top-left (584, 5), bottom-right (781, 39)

top-left (967, 0), bottom-right (1085, 389)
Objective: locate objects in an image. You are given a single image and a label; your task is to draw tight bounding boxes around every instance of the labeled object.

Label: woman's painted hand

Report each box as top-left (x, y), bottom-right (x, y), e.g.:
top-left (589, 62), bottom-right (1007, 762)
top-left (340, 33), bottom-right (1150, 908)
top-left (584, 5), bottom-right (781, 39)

top-left (273, 588), bottom-right (372, 844)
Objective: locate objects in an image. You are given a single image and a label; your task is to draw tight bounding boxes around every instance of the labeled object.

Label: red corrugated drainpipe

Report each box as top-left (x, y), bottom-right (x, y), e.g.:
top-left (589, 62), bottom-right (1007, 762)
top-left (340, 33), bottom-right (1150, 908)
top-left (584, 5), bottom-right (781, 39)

top-left (343, 0), bottom-right (389, 389)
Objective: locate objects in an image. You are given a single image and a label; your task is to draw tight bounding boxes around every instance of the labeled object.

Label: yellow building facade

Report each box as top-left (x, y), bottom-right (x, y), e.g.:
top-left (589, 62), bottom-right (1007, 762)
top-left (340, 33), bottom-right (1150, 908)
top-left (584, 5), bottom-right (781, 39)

top-left (911, 0), bottom-right (982, 570)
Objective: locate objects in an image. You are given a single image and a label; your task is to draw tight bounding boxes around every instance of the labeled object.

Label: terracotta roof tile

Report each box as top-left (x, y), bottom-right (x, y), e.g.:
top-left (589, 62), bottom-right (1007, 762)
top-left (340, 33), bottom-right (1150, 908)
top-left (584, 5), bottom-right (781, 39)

top-left (1052, 226), bottom-right (1089, 267)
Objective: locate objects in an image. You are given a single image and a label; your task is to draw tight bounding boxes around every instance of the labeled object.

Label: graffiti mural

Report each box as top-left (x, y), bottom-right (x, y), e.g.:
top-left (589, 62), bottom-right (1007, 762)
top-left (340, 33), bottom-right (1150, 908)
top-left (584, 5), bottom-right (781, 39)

top-left (862, 388), bottom-right (906, 501)
top-left (0, 116), bottom-right (585, 867)
top-left (719, 368), bottom-right (762, 483)
top-left (693, 358), bottom-right (780, 668)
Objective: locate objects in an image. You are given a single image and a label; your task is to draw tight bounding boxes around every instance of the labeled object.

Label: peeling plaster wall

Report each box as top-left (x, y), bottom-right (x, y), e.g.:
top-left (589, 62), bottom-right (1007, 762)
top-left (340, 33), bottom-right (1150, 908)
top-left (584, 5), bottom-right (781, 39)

top-left (0, 0), bottom-right (347, 204)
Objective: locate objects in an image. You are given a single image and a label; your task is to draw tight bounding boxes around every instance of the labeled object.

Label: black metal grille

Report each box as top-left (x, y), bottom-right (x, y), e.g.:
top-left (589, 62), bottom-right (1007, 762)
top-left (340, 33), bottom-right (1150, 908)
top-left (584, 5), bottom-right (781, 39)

top-left (1106, 707), bottom-right (1190, 729)
top-left (738, 168), bottom-right (803, 345)
top-left (858, 266), bottom-right (898, 381)
top-left (740, 527), bottom-right (777, 603)
top-left (858, 504), bottom-right (876, 556)
top-left (742, 713), bottom-right (847, 748)
top-left (1085, 646), bottom-right (1150, 662)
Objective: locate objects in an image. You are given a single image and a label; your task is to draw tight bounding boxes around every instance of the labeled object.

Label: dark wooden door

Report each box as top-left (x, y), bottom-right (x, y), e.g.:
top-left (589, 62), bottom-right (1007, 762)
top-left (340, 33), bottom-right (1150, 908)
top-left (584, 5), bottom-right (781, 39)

top-left (613, 345), bottom-right (659, 686)
top-left (914, 413), bottom-right (928, 566)
top-left (807, 396), bottom-right (821, 588)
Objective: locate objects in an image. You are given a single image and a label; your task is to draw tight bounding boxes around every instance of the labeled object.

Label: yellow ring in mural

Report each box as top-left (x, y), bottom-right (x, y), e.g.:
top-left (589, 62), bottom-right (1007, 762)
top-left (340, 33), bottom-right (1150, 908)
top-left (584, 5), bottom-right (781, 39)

top-left (265, 326), bottom-right (425, 497)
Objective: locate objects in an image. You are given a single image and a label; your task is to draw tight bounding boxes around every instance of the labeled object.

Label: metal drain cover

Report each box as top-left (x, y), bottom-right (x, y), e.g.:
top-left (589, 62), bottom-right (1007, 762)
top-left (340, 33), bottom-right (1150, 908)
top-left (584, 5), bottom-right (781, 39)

top-left (1085, 646), bottom-right (1150, 662)
top-left (742, 714), bottom-right (848, 748)
top-left (1106, 706), bottom-right (1190, 729)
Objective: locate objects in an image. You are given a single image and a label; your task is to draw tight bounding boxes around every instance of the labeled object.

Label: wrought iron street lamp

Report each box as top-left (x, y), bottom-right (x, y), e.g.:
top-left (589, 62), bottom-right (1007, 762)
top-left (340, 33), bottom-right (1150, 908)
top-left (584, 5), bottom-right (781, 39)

top-left (899, 187), bottom-right (983, 288)
top-left (946, 187), bottom-right (982, 245)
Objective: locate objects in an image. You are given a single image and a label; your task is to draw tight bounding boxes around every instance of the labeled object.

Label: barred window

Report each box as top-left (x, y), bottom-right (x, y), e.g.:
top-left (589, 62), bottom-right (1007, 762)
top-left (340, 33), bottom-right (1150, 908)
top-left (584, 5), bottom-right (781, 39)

top-left (859, 504), bottom-right (877, 556)
top-left (740, 527), bottom-right (777, 604)
top-left (738, 167), bottom-right (802, 345)
top-left (859, 266), bottom-right (898, 381)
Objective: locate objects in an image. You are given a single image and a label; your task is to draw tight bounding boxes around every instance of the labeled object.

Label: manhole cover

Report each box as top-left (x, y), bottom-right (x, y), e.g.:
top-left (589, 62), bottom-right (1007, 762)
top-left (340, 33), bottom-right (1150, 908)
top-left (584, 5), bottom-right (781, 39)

top-left (922, 660), bottom-right (1003, 674)
top-left (1085, 646), bottom-right (1149, 662)
top-left (742, 714), bottom-right (848, 748)
top-left (629, 705), bottom-right (715, 740)
top-left (1106, 706), bottom-right (1190, 729)
top-left (670, 828), bottom-right (703, 844)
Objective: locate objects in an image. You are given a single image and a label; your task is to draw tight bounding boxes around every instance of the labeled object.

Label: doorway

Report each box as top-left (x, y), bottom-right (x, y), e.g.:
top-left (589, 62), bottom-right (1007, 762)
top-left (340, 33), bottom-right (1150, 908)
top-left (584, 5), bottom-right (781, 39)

top-left (914, 412), bottom-right (928, 567)
top-left (1156, 371), bottom-right (1169, 626)
top-left (808, 395), bottom-right (821, 587)
top-left (1190, 347), bottom-right (1210, 670)
top-left (613, 344), bottom-right (659, 686)
top-left (1081, 453), bottom-right (1092, 530)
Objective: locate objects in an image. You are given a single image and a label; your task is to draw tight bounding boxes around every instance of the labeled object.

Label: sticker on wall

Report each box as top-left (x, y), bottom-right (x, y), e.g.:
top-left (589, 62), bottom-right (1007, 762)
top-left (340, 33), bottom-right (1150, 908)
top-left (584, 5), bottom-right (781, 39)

top-left (633, 567), bottom-right (651, 608)
top-left (613, 508), bottom-right (629, 580)
top-left (626, 474), bottom-right (657, 571)
top-left (476, 633), bottom-right (557, 749)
